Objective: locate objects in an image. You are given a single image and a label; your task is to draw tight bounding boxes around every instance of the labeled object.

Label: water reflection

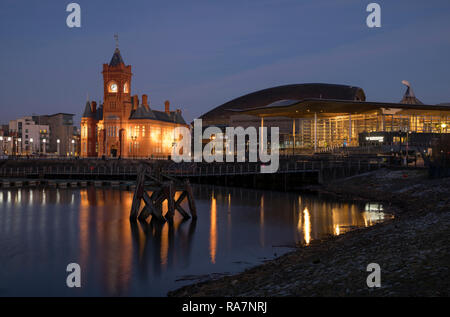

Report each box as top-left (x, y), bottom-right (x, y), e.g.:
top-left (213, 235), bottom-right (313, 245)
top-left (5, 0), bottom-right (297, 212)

top-left (0, 185), bottom-right (390, 296)
top-left (210, 192), bottom-right (217, 264)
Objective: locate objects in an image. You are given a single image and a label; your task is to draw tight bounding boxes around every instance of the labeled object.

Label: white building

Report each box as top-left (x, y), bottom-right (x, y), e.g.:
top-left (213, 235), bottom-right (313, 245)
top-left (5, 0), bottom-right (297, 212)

top-left (9, 117), bottom-right (50, 154)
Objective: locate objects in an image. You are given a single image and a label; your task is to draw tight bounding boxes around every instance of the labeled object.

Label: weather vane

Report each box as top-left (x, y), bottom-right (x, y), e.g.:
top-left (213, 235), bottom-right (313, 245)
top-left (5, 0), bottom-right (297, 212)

top-left (114, 34), bottom-right (119, 49)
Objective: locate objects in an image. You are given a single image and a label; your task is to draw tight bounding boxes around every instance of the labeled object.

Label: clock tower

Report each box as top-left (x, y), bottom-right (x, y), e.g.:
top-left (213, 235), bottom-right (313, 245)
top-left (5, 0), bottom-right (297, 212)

top-left (100, 40), bottom-right (133, 157)
top-left (102, 47), bottom-right (132, 118)
top-left (81, 37), bottom-right (189, 159)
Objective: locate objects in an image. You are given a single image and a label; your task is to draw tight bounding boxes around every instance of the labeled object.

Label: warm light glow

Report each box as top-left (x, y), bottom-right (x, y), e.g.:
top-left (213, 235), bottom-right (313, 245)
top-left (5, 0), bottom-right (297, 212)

top-left (108, 81), bottom-right (118, 93)
top-left (303, 207), bottom-right (311, 246)
top-left (441, 123), bottom-right (447, 129)
top-left (260, 195), bottom-right (265, 247)
top-left (151, 127), bottom-right (160, 142)
top-left (210, 193), bottom-right (217, 264)
top-left (123, 82), bottom-right (129, 93)
top-left (335, 224), bottom-right (340, 236)
top-left (163, 129), bottom-right (175, 150)
top-left (160, 222), bottom-right (169, 267)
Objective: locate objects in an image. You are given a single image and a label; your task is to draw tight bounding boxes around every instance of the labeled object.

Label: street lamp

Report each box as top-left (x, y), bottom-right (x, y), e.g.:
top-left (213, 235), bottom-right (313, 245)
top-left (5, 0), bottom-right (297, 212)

top-left (71, 139), bottom-right (75, 157)
top-left (30, 138), bottom-right (34, 155)
top-left (43, 139), bottom-right (46, 155)
top-left (18, 138), bottom-right (22, 156)
top-left (57, 139), bottom-right (60, 156)
top-left (6, 137), bottom-right (11, 155)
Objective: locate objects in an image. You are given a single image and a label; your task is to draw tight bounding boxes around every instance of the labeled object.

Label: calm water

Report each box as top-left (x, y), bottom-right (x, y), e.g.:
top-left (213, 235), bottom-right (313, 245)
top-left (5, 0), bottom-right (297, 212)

top-left (0, 185), bottom-right (389, 296)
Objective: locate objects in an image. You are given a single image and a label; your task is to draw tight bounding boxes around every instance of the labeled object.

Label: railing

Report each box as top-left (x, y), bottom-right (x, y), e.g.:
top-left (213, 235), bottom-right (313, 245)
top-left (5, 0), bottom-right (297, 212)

top-left (0, 166), bottom-right (140, 178)
top-left (0, 158), bottom-right (386, 179)
top-left (161, 158), bottom-right (385, 177)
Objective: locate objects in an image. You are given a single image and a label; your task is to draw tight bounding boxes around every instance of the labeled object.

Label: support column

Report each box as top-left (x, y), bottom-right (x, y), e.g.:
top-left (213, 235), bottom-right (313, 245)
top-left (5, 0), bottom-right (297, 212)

top-left (348, 114), bottom-right (352, 145)
top-left (260, 117), bottom-right (264, 153)
top-left (314, 112), bottom-right (317, 152)
top-left (292, 119), bottom-right (296, 155)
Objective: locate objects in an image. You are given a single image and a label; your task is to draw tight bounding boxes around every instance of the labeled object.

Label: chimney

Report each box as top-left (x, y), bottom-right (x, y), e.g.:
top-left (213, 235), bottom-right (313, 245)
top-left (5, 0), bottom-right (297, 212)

top-left (142, 94), bottom-right (148, 106)
top-left (133, 95), bottom-right (139, 110)
top-left (165, 100), bottom-right (170, 113)
top-left (91, 101), bottom-right (97, 113)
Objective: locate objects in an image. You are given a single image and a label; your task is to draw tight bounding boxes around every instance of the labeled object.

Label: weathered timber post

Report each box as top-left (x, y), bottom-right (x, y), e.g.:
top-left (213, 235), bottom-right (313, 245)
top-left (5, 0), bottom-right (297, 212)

top-left (130, 166), bottom-right (146, 221)
top-left (130, 164), bottom-right (197, 222)
top-left (165, 181), bottom-right (176, 219)
top-left (184, 179), bottom-right (197, 219)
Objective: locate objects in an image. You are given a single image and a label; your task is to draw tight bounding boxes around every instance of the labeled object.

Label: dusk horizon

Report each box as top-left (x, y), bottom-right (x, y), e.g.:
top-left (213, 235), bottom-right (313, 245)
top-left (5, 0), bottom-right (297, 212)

top-left (1, 0), bottom-right (450, 126)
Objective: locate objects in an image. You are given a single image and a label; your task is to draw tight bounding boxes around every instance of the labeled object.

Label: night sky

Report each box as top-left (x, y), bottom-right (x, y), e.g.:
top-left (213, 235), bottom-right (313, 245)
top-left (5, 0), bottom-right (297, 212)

top-left (1, 0), bottom-right (450, 126)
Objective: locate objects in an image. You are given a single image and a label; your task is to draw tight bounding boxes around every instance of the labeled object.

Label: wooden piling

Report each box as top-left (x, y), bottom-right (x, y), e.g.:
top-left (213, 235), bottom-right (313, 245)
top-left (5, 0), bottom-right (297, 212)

top-left (130, 165), bottom-right (197, 222)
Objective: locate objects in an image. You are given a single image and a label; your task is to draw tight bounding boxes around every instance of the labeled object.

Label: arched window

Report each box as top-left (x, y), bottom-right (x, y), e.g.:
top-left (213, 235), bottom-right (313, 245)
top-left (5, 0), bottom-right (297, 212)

top-left (108, 81), bottom-right (118, 93)
top-left (123, 82), bottom-right (129, 93)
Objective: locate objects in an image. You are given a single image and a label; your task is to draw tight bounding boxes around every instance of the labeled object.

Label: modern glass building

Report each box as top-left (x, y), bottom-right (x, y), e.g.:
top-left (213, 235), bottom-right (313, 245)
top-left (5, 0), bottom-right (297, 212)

top-left (199, 82), bottom-right (450, 152)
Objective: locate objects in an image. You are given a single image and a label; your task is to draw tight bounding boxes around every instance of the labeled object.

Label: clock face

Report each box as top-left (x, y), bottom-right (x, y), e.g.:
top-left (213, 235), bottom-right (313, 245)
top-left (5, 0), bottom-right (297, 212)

top-left (109, 82), bottom-right (118, 93)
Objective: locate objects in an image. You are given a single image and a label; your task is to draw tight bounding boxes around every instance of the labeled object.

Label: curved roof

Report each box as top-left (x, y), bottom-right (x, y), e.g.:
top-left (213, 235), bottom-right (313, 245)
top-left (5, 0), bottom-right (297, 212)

top-left (234, 98), bottom-right (450, 118)
top-left (199, 83), bottom-right (366, 123)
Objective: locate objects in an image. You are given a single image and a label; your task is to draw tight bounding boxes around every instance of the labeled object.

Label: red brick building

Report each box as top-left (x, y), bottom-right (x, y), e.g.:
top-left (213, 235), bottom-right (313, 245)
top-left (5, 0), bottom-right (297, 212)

top-left (81, 46), bottom-right (188, 158)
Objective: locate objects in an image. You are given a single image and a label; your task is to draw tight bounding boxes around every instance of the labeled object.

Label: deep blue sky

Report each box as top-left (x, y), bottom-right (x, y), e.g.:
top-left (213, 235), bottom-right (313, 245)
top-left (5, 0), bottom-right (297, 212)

top-left (1, 0), bottom-right (450, 126)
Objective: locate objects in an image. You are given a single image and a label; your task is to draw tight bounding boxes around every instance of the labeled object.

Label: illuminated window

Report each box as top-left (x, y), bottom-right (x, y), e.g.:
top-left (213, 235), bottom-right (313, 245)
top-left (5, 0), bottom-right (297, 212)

top-left (123, 82), bottom-right (129, 93)
top-left (108, 81), bottom-right (118, 93)
top-left (142, 126), bottom-right (145, 137)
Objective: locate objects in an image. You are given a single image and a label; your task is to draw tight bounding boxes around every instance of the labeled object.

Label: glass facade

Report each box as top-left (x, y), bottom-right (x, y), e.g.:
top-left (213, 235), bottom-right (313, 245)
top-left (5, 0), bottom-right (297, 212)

top-left (283, 112), bottom-right (450, 149)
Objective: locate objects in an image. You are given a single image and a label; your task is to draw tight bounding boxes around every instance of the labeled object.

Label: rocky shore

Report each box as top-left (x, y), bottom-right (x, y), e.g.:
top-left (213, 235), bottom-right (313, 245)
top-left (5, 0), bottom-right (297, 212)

top-left (168, 168), bottom-right (450, 296)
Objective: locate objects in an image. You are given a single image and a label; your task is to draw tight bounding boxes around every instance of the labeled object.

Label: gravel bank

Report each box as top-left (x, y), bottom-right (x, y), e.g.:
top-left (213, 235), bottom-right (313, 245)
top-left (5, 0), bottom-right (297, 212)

top-left (168, 168), bottom-right (450, 296)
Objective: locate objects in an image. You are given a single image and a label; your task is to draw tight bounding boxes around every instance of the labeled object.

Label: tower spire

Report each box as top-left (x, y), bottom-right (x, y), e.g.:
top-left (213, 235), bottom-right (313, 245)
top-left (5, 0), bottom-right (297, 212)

top-left (114, 34), bottom-right (119, 49)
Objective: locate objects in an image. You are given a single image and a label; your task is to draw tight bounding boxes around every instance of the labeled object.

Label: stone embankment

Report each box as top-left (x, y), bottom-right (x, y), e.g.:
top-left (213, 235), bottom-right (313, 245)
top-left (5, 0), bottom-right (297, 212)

top-left (169, 168), bottom-right (450, 296)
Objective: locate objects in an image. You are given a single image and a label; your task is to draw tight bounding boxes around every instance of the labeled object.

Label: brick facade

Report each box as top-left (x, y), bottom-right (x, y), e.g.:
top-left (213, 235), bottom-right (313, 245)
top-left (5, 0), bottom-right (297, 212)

top-left (81, 47), bottom-right (188, 158)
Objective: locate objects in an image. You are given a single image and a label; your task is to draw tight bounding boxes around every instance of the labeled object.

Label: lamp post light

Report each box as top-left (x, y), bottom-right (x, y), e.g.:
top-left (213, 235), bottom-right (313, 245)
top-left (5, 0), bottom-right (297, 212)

top-left (7, 137), bottom-right (11, 155)
top-left (30, 138), bottom-right (34, 155)
top-left (18, 138), bottom-right (22, 156)
top-left (0, 136), bottom-right (3, 156)
top-left (43, 139), bottom-right (47, 155)
top-left (71, 139), bottom-right (75, 157)
top-left (57, 139), bottom-right (60, 156)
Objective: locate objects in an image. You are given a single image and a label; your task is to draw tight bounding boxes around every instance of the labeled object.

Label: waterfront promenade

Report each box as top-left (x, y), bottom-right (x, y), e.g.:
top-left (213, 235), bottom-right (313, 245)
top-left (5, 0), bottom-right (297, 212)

top-left (0, 155), bottom-right (387, 189)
